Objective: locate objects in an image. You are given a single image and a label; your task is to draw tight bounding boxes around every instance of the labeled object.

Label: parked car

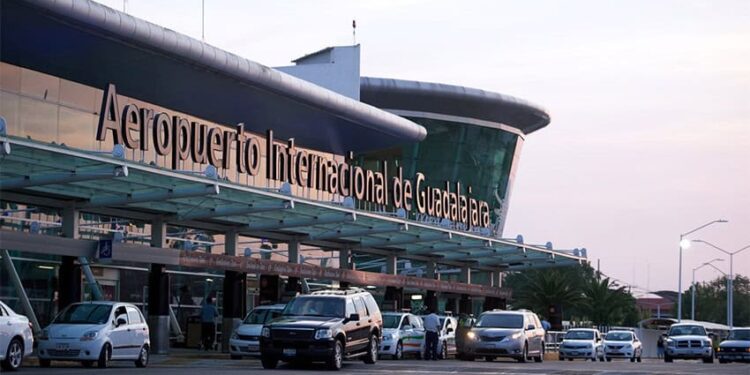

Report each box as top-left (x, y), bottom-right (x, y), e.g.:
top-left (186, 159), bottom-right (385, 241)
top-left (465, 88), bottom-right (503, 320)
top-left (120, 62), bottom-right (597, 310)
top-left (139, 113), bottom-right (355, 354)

top-left (260, 288), bottom-right (383, 370)
top-left (602, 330), bottom-right (642, 362)
top-left (0, 301), bottom-right (34, 371)
top-left (664, 323), bottom-right (713, 363)
top-left (37, 301), bottom-right (150, 368)
top-left (559, 328), bottom-right (604, 362)
top-left (717, 327), bottom-right (750, 363)
top-left (457, 309), bottom-right (545, 363)
top-left (229, 304), bottom-right (284, 359)
top-left (379, 312), bottom-right (425, 359)
top-left (432, 315), bottom-right (457, 359)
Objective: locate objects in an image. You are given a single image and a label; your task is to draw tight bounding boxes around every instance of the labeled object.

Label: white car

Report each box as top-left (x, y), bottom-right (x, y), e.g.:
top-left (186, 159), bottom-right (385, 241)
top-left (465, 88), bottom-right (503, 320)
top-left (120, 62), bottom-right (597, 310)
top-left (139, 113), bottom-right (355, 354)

top-left (603, 330), bottom-right (642, 362)
top-left (422, 315), bottom-right (457, 359)
top-left (0, 301), bottom-right (34, 371)
top-left (38, 301), bottom-right (150, 368)
top-left (229, 304), bottom-right (284, 359)
top-left (379, 312), bottom-right (425, 359)
top-left (559, 328), bottom-right (604, 362)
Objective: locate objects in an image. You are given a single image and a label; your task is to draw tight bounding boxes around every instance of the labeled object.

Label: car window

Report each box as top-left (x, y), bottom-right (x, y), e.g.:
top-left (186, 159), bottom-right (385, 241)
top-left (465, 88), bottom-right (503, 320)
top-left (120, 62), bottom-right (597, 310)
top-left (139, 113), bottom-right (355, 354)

top-left (353, 297), bottom-right (367, 317)
top-left (564, 330), bottom-right (595, 340)
top-left (283, 297), bottom-right (344, 318)
top-left (412, 316), bottom-right (423, 329)
top-left (402, 316), bottom-right (411, 328)
top-left (475, 313), bottom-right (524, 328)
top-left (668, 325), bottom-right (707, 337)
top-left (363, 294), bottom-right (379, 316)
top-left (54, 304), bottom-right (112, 324)
top-left (605, 332), bottom-right (633, 341)
top-left (267, 310), bottom-right (283, 323)
top-left (0, 304), bottom-right (5, 316)
top-left (126, 307), bottom-right (142, 324)
top-left (533, 315), bottom-right (542, 328)
top-left (727, 329), bottom-right (750, 340)
top-left (383, 315), bottom-right (400, 328)
top-left (114, 306), bottom-right (129, 325)
top-left (345, 299), bottom-right (356, 317)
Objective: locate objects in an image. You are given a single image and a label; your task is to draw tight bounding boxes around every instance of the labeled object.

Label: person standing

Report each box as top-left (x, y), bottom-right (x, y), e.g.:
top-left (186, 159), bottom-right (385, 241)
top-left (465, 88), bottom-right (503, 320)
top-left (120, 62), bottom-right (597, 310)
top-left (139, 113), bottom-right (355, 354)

top-left (423, 309), bottom-right (441, 360)
top-left (656, 334), bottom-right (665, 359)
top-left (201, 296), bottom-right (218, 351)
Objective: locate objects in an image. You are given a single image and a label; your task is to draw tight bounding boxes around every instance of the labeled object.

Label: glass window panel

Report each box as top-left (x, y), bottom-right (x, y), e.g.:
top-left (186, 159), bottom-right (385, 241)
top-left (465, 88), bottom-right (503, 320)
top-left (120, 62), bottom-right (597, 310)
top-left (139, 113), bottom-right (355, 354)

top-left (21, 68), bottom-right (59, 103)
top-left (0, 63), bottom-right (22, 93)
top-left (58, 107), bottom-right (95, 150)
top-left (60, 79), bottom-right (97, 113)
top-left (19, 97), bottom-right (58, 143)
top-left (0, 91), bottom-right (21, 136)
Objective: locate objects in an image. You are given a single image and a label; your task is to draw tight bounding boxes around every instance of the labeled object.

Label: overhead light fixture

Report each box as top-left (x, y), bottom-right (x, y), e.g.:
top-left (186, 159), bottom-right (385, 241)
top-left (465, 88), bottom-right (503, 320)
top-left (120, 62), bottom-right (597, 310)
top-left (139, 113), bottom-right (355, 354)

top-left (411, 295), bottom-right (423, 300)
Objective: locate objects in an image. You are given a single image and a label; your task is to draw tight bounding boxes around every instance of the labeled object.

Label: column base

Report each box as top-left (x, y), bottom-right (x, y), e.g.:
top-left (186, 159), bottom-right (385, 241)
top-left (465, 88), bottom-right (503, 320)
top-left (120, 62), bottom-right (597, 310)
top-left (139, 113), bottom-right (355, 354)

top-left (148, 315), bottom-right (170, 354)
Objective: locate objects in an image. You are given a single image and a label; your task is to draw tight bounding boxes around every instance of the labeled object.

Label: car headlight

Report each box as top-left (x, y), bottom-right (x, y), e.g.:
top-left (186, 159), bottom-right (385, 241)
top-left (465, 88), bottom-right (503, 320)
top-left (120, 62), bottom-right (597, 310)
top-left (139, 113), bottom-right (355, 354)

top-left (504, 332), bottom-right (523, 341)
top-left (383, 334), bottom-right (393, 341)
top-left (703, 340), bottom-right (711, 347)
top-left (667, 340), bottom-right (675, 347)
top-left (315, 329), bottom-right (333, 340)
top-left (80, 330), bottom-right (99, 341)
top-left (39, 329), bottom-right (49, 341)
top-left (466, 331), bottom-right (477, 340)
top-left (230, 331), bottom-right (238, 340)
top-left (261, 327), bottom-right (271, 338)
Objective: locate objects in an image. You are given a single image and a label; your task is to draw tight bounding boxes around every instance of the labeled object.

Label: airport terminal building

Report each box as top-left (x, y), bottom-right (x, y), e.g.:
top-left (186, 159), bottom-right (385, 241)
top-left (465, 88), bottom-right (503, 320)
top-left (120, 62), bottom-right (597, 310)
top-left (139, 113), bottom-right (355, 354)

top-left (0, 0), bottom-right (586, 353)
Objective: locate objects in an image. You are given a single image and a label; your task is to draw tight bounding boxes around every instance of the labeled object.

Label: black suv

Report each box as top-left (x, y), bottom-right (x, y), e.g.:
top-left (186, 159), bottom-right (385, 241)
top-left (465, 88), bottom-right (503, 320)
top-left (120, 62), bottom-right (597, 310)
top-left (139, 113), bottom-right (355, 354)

top-left (260, 288), bottom-right (383, 370)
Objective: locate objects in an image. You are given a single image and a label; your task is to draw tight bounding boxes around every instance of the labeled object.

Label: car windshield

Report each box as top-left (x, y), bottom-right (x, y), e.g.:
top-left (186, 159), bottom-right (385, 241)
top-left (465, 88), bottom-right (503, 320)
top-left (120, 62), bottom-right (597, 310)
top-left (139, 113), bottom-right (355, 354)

top-left (605, 332), bottom-right (633, 341)
top-left (282, 297), bottom-right (344, 318)
top-left (727, 329), bottom-right (750, 341)
top-left (475, 314), bottom-right (523, 328)
top-left (54, 304), bottom-right (112, 324)
top-left (244, 308), bottom-right (282, 324)
top-left (669, 325), bottom-right (706, 336)
top-left (565, 330), bottom-right (595, 340)
top-left (383, 315), bottom-right (402, 329)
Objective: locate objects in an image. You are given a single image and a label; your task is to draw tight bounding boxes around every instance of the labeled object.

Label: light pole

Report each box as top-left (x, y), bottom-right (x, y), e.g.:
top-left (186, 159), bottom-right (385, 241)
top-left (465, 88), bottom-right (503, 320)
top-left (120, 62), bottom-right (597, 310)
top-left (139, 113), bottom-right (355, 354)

top-left (677, 219), bottom-right (728, 322)
top-left (692, 239), bottom-right (750, 329)
top-left (691, 258), bottom-right (723, 321)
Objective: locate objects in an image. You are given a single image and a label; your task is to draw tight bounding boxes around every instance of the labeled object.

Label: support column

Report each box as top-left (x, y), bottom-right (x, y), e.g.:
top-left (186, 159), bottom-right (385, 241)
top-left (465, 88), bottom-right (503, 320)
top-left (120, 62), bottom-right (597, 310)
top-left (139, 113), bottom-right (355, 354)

top-left (385, 254), bottom-right (397, 275)
top-left (222, 230), bottom-right (245, 353)
top-left (286, 239), bottom-right (300, 293)
top-left (148, 218), bottom-right (170, 354)
top-left (425, 260), bottom-right (437, 280)
top-left (459, 265), bottom-right (471, 284)
top-left (338, 248), bottom-right (351, 289)
top-left (58, 207), bottom-right (80, 310)
top-left (489, 271), bottom-right (497, 287)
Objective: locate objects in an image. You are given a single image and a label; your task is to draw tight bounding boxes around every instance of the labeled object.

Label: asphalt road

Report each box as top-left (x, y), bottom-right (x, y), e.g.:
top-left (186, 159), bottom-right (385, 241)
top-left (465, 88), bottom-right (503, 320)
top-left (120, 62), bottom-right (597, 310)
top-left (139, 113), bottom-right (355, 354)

top-left (15, 357), bottom-right (750, 375)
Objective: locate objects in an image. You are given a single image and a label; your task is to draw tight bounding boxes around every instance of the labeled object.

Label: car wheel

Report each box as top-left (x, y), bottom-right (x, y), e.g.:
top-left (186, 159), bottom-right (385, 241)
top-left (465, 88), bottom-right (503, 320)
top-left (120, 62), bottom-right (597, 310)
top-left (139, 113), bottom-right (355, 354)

top-left (230, 354), bottom-right (242, 360)
top-left (392, 341), bottom-right (403, 360)
top-left (534, 344), bottom-right (544, 363)
top-left (1, 338), bottom-right (24, 371)
top-left (558, 355), bottom-right (564, 361)
top-left (637, 356), bottom-right (642, 363)
top-left (82, 361), bottom-right (94, 368)
top-left (363, 335), bottom-right (378, 364)
top-left (703, 356), bottom-right (714, 364)
top-left (327, 339), bottom-right (344, 370)
top-left (97, 344), bottom-right (111, 368)
top-left (630, 356), bottom-right (635, 362)
top-left (517, 343), bottom-right (528, 363)
top-left (568, 358), bottom-right (573, 361)
top-left (664, 354), bottom-right (673, 363)
top-left (135, 345), bottom-right (149, 368)
top-left (485, 356), bottom-right (494, 362)
top-left (607, 358), bottom-right (612, 362)
top-left (261, 357), bottom-right (278, 369)
top-left (39, 359), bottom-right (51, 368)
top-left (599, 355), bottom-right (605, 362)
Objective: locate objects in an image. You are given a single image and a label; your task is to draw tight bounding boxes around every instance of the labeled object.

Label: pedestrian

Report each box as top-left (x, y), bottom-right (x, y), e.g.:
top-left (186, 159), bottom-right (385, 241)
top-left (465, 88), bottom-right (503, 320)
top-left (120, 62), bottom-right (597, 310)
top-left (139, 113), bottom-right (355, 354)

top-left (423, 308), bottom-right (441, 360)
top-left (657, 334), bottom-right (665, 359)
top-left (201, 296), bottom-right (218, 351)
top-left (541, 318), bottom-right (551, 332)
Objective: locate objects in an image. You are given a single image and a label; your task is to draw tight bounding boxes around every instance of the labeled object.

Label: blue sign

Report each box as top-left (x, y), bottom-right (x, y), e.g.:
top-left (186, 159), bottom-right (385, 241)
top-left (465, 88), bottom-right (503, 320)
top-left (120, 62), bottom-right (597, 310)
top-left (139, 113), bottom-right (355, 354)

top-left (97, 239), bottom-right (113, 262)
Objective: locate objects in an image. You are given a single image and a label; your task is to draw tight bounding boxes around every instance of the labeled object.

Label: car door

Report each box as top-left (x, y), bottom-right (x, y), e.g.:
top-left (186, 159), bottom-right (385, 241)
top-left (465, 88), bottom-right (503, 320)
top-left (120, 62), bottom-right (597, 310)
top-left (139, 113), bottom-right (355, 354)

top-left (126, 306), bottom-right (146, 357)
top-left (343, 299), bottom-right (360, 352)
top-left (411, 315), bottom-right (425, 354)
top-left (352, 297), bottom-right (370, 350)
top-left (400, 315), bottom-right (416, 353)
top-left (109, 305), bottom-right (131, 359)
top-left (445, 317), bottom-right (457, 355)
top-left (0, 303), bottom-right (10, 357)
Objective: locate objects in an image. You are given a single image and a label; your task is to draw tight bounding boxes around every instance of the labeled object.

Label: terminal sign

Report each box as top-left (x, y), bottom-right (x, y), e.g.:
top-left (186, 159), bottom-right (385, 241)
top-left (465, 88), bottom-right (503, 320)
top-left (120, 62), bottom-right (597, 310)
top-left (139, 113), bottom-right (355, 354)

top-left (96, 84), bottom-right (491, 228)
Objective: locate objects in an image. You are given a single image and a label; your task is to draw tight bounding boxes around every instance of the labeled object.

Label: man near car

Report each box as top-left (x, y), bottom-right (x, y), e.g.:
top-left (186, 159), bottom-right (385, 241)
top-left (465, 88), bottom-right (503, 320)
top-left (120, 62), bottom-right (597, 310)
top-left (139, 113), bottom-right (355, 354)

top-left (201, 296), bottom-right (218, 351)
top-left (423, 309), bottom-right (441, 360)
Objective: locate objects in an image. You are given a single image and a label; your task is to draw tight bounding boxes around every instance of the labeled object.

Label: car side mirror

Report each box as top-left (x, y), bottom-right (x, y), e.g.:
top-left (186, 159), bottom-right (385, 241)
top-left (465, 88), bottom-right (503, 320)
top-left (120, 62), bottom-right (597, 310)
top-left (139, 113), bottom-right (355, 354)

top-left (526, 324), bottom-right (535, 331)
top-left (348, 313), bottom-right (360, 322)
top-left (116, 317), bottom-right (127, 327)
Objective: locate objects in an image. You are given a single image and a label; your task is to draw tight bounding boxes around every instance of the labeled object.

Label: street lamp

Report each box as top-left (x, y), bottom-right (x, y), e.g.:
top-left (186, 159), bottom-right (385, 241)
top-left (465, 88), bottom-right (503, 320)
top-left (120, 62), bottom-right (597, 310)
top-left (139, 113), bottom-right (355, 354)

top-left (677, 219), bottom-right (727, 322)
top-left (692, 239), bottom-right (750, 329)
top-left (691, 258), bottom-right (724, 320)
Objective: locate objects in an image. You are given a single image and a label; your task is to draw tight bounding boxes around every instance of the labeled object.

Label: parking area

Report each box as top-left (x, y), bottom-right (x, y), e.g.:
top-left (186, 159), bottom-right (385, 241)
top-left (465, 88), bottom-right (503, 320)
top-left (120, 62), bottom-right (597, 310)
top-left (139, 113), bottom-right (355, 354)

top-left (16, 357), bottom-right (750, 375)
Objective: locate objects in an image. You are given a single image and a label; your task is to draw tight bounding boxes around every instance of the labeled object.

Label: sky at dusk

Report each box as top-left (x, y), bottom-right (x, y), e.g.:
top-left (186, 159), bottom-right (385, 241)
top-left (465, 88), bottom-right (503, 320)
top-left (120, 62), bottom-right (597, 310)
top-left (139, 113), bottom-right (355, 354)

top-left (96, 0), bottom-right (750, 293)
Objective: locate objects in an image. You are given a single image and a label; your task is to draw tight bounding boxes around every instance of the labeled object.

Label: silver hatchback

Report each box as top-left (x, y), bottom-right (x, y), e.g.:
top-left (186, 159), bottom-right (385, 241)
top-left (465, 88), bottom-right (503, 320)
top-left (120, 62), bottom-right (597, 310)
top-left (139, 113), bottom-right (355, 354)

top-left (457, 310), bottom-right (545, 363)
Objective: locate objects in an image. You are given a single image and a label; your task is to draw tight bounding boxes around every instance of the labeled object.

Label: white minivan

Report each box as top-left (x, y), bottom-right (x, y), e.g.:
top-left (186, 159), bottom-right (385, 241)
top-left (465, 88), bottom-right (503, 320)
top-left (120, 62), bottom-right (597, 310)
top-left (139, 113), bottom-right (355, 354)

top-left (38, 301), bottom-right (150, 368)
top-left (0, 301), bottom-right (34, 371)
top-left (229, 304), bottom-right (284, 359)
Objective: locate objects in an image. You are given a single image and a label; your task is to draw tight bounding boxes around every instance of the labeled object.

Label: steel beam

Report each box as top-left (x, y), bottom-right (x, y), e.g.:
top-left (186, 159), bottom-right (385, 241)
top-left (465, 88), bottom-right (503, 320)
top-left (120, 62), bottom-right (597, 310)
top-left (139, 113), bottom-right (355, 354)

top-left (309, 224), bottom-right (405, 241)
top-left (0, 166), bottom-right (128, 190)
top-left (176, 200), bottom-right (293, 220)
top-left (1, 249), bottom-right (41, 335)
top-left (82, 184), bottom-right (219, 208)
top-left (359, 232), bottom-right (450, 248)
top-left (248, 212), bottom-right (355, 231)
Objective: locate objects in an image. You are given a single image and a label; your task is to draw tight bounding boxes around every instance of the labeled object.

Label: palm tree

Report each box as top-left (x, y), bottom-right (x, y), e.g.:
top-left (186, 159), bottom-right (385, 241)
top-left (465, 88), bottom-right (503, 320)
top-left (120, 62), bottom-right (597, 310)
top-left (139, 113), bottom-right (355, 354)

top-left (580, 277), bottom-right (633, 326)
top-left (511, 269), bottom-right (584, 317)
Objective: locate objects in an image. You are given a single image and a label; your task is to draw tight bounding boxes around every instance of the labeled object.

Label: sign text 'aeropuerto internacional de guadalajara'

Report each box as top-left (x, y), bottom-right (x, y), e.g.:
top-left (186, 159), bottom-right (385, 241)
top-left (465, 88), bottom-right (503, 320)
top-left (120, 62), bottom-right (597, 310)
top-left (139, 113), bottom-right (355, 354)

top-left (95, 84), bottom-right (491, 228)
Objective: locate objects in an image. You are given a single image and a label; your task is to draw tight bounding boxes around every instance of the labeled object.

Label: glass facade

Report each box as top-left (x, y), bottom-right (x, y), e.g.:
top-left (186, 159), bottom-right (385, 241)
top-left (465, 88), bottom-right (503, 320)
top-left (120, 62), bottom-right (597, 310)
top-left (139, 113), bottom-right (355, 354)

top-left (359, 117), bottom-right (523, 234)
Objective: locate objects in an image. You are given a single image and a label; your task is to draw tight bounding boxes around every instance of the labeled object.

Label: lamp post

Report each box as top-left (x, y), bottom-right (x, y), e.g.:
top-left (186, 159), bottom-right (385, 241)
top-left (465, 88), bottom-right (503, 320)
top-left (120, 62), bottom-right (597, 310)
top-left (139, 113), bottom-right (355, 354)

top-left (691, 258), bottom-right (723, 321)
top-left (677, 219), bottom-right (727, 322)
top-left (692, 240), bottom-right (750, 329)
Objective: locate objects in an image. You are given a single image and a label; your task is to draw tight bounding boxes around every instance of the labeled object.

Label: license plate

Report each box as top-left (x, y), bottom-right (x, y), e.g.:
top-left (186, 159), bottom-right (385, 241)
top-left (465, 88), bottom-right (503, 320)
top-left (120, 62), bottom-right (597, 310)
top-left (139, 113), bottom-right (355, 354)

top-left (56, 343), bottom-right (69, 351)
top-left (283, 348), bottom-right (296, 357)
top-left (248, 345), bottom-right (259, 352)
top-left (571, 351), bottom-right (579, 355)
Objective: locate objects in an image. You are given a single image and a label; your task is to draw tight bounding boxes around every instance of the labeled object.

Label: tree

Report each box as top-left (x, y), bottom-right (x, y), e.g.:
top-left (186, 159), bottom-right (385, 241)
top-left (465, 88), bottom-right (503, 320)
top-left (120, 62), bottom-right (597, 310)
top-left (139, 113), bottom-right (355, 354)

top-left (680, 274), bottom-right (750, 326)
top-left (580, 277), bottom-right (637, 326)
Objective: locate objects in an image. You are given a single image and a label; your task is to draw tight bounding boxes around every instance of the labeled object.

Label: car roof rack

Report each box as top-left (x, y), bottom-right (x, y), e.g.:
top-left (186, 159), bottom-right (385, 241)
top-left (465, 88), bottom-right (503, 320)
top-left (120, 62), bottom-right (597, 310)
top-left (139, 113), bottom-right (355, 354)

top-left (310, 287), bottom-right (367, 296)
